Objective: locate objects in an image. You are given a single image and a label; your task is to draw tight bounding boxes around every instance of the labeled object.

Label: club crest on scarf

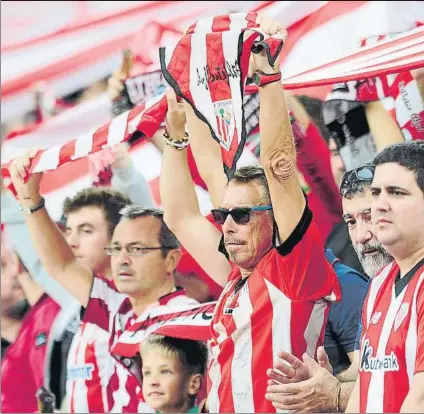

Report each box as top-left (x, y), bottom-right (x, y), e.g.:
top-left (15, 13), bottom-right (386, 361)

top-left (214, 99), bottom-right (236, 150)
top-left (160, 13), bottom-right (284, 179)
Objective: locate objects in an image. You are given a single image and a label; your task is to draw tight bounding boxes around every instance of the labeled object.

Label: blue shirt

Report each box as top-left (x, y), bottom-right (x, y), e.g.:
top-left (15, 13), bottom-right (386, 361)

top-left (324, 249), bottom-right (369, 374)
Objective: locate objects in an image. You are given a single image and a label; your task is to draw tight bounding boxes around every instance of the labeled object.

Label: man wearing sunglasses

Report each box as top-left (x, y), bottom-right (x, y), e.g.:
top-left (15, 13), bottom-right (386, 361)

top-left (160, 15), bottom-right (341, 413)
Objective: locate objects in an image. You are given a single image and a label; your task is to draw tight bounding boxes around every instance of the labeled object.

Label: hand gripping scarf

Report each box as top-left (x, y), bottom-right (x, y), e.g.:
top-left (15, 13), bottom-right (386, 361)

top-left (111, 301), bottom-right (216, 358)
top-left (2, 12), bottom-right (283, 191)
top-left (159, 12), bottom-right (285, 179)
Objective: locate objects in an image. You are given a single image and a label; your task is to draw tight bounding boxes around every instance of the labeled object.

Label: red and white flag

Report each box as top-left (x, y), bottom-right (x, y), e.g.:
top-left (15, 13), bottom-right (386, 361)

top-left (111, 301), bottom-right (216, 358)
top-left (160, 12), bottom-right (285, 179)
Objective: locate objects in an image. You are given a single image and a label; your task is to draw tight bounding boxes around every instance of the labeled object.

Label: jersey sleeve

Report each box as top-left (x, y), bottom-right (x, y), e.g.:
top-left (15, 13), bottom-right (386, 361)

top-left (84, 274), bottom-right (127, 331)
top-left (327, 270), bottom-right (368, 361)
top-left (260, 205), bottom-right (341, 302)
top-left (415, 283), bottom-right (424, 374)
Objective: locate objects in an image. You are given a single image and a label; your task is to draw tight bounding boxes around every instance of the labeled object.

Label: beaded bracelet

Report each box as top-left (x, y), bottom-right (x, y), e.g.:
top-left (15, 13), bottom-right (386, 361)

top-left (163, 131), bottom-right (189, 150)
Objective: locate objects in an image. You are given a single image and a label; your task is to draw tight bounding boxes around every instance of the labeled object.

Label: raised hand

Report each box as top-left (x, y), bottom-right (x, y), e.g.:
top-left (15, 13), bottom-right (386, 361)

top-left (250, 14), bottom-right (287, 74)
top-left (9, 149), bottom-right (43, 201)
top-left (165, 88), bottom-right (186, 139)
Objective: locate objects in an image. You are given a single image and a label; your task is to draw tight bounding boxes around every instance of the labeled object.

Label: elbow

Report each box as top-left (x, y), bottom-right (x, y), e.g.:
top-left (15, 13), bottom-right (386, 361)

top-left (261, 148), bottom-right (297, 182)
top-left (163, 210), bottom-right (182, 236)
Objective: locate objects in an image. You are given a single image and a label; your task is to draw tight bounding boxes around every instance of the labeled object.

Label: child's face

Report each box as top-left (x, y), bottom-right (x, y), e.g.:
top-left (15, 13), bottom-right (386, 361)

top-left (142, 349), bottom-right (195, 413)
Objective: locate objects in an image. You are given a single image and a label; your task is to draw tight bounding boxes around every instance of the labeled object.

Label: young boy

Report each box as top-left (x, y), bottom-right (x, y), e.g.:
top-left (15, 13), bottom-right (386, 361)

top-left (140, 335), bottom-right (209, 413)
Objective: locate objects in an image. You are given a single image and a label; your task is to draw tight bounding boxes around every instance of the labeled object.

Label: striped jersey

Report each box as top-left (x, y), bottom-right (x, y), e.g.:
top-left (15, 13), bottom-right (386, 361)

top-left (207, 206), bottom-right (342, 413)
top-left (359, 258), bottom-right (424, 413)
top-left (66, 275), bottom-right (197, 413)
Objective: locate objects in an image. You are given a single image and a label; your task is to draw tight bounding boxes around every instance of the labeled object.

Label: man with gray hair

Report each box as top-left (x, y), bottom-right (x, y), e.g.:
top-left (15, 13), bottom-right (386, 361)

top-left (7, 148), bottom-right (198, 411)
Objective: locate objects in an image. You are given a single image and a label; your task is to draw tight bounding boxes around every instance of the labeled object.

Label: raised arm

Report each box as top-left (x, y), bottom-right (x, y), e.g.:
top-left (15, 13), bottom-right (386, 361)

top-left (254, 16), bottom-right (305, 242)
top-left (160, 90), bottom-right (231, 287)
top-left (111, 143), bottom-right (155, 208)
top-left (1, 190), bottom-right (79, 308)
top-left (8, 151), bottom-right (93, 307)
top-left (183, 102), bottom-right (228, 208)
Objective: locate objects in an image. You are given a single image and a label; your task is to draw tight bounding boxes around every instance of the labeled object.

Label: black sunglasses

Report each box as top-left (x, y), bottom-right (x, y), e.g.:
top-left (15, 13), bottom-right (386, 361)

top-left (211, 206), bottom-right (272, 225)
top-left (340, 165), bottom-right (375, 196)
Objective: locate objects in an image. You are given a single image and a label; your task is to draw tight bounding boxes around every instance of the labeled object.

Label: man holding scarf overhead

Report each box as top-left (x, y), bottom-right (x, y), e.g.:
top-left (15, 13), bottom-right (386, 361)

top-left (160, 14), bottom-right (341, 413)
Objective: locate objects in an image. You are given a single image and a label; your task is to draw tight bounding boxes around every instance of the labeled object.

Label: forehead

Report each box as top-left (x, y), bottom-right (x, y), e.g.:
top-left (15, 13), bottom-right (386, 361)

top-left (342, 192), bottom-right (374, 216)
top-left (112, 216), bottom-right (161, 244)
top-left (66, 206), bottom-right (106, 227)
top-left (221, 181), bottom-right (264, 208)
top-left (372, 163), bottom-right (419, 190)
top-left (141, 347), bottom-right (181, 366)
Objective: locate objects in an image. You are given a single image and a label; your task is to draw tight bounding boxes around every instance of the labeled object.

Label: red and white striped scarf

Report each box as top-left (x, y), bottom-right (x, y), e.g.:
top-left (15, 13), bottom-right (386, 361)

top-left (160, 12), bottom-right (285, 178)
top-left (1, 12), bottom-right (284, 191)
top-left (111, 301), bottom-right (216, 358)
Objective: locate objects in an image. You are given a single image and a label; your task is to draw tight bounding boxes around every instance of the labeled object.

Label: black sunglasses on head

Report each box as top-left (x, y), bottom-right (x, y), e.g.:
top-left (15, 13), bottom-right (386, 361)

top-left (340, 165), bottom-right (375, 196)
top-left (211, 205), bottom-right (272, 225)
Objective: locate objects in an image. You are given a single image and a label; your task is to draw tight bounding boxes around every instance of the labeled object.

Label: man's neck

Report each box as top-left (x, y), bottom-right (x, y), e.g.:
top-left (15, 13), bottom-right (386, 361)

top-left (130, 280), bottom-right (177, 316)
top-left (240, 268), bottom-right (253, 279)
top-left (395, 244), bottom-right (424, 277)
top-left (1, 316), bottom-right (21, 343)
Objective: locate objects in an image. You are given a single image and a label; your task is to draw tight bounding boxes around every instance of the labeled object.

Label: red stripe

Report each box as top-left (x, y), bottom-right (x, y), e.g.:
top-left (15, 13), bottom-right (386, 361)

top-left (249, 277), bottom-right (276, 412)
top-left (58, 139), bottom-right (76, 166)
top-left (212, 15), bottom-right (231, 32)
top-left (85, 342), bottom-right (105, 413)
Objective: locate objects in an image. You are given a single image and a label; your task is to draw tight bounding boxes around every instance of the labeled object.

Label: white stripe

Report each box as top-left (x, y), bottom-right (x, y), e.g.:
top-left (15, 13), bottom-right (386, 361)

top-left (104, 110), bottom-right (130, 148)
top-left (222, 21), bottom-right (244, 147)
top-left (188, 20), bottom-right (217, 137)
top-left (110, 365), bottom-right (131, 412)
top-left (90, 277), bottom-right (127, 319)
top-left (71, 130), bottom-right (95, 160)
top-left (229, 12), bottom-right (249, 32)
top-left (366, 264), bottom-right (393, 327)
top-left (265, 279), bottom-right (292, 358)
top-left (207, 354), bottom-right (221, 413)
top-left (231, 283), bottom-right (254, 412)
top-left (375, 76), bottom-right (386, 100)
top-left (394, 79), bottom-right (424, 128)
top-left (32, 146), bottom-right (61, 172)
top-left (303, 300), bottom-right (328, 357)
top-left (193, 16), bottom-right (214, 34)
top-left (405, 271), bottom-right (424, 384)
top-left (366, 286), bottom-right (407, 413)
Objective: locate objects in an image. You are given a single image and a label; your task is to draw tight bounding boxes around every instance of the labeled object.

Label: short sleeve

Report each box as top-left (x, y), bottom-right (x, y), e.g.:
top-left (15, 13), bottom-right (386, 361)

top-left (415, 284), bottom-right (424, 374)
top-left (260, 206), bottom-right (341, 302)
top-left (84, 274), bottom-right (127, 331)
top-left (331, 267), bottom-right (368, 352)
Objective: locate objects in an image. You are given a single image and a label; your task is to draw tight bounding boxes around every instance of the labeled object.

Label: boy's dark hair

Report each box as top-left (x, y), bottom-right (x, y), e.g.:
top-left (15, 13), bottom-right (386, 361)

top-left (374, 140), bottom-right (424, 193)
top-left (63, 187), bottom-right (131, 238)
top-left (119, 206), bottom-right (180, 256)
top-left (141, 335), bottom-right (209, 376)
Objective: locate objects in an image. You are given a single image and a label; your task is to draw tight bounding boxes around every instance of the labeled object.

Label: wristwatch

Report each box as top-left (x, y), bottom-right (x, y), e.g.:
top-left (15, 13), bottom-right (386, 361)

top-left (252, 70), bottom-right (282, 87)
top-left (19, 197), bottom-right (45, 215)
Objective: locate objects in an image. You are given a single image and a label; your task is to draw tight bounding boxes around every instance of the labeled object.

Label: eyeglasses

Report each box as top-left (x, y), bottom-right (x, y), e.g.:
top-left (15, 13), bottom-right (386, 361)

top-left (104, 245), bottom-right (172, 256)
top-left (340, 165), bottom-right (375, 196)
top-left (211, 205), bottom-right (272, 225)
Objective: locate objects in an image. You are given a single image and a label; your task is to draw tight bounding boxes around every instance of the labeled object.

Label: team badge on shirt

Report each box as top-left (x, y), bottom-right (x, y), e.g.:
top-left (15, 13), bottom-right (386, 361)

top-left (394, 303), bottom-right (409, 332)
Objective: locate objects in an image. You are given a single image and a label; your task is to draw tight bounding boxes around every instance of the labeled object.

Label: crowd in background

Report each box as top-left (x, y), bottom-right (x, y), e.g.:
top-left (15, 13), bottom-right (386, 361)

top-left (1, 7), bottom-right (424, 414)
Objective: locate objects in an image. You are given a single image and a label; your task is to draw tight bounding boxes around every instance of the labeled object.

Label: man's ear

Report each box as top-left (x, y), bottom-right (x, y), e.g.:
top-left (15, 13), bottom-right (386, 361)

top-left (188, 373), bottom-right (203, 397)
top-left (165, 248), bottom-right (182, 274)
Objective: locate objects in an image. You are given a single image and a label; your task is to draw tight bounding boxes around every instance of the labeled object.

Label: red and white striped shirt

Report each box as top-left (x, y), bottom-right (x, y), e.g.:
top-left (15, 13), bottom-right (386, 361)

top-left (359, 259), bottom-right (424, 413)
top-left (207, 206), bottom-right (342, 413)
top-left (66, 275), bottom-right (197, 413)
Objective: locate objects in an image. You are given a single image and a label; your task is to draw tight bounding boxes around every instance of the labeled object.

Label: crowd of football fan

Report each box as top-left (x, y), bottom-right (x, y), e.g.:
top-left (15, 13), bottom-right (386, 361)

top-left (1, 15), bottom-right (423, 414)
